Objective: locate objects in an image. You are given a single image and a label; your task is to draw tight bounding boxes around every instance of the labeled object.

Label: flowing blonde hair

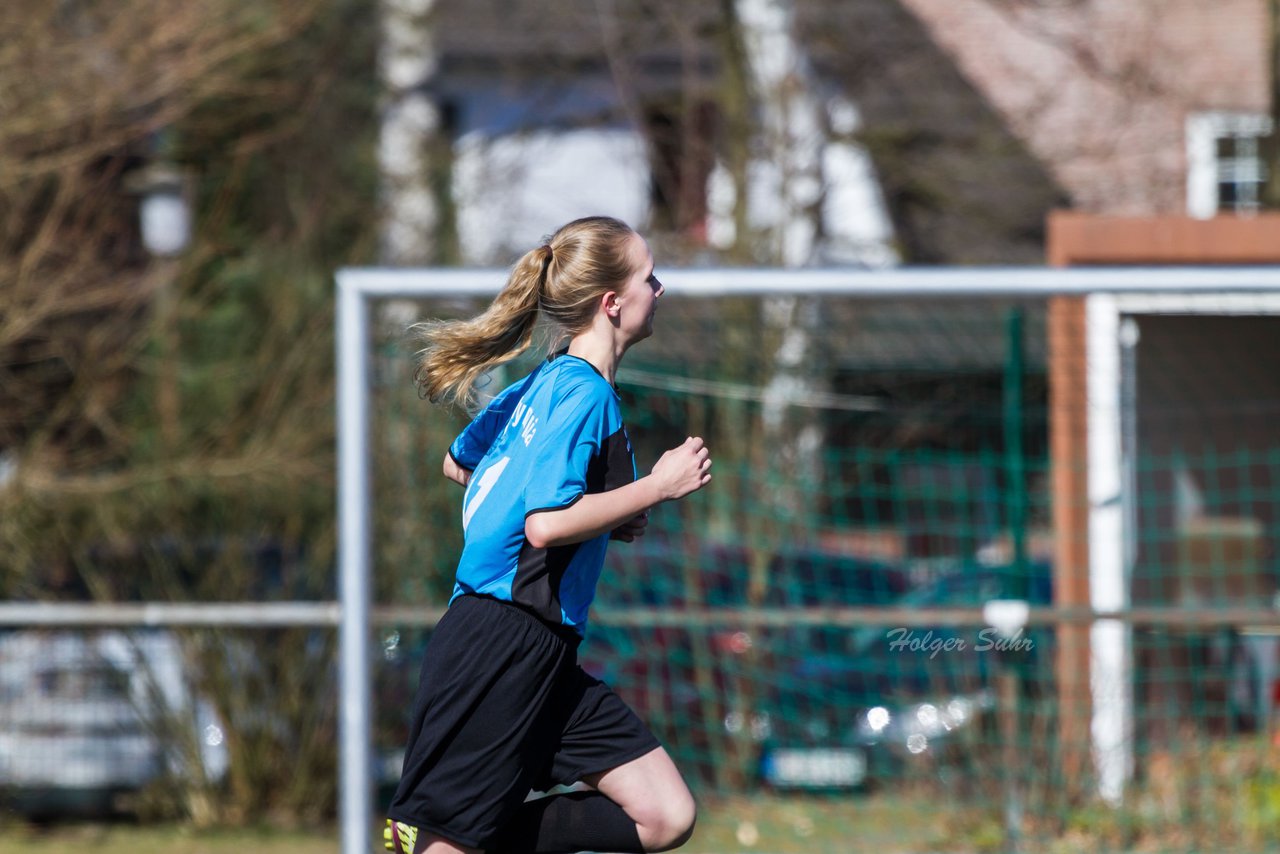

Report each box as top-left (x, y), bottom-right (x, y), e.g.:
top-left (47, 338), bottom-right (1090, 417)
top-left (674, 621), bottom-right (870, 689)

top-left (413, 216), bottom-right (638, 409)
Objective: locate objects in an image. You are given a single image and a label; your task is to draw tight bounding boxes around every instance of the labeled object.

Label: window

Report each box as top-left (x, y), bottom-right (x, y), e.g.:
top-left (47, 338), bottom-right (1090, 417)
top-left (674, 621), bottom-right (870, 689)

top-left (1186, 112), bottom-right (1273, 218)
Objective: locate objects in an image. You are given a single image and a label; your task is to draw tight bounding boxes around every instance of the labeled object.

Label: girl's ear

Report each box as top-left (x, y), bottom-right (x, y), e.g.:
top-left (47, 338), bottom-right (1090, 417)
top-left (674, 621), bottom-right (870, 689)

top-left (602, 290), bottom-right (621, 318)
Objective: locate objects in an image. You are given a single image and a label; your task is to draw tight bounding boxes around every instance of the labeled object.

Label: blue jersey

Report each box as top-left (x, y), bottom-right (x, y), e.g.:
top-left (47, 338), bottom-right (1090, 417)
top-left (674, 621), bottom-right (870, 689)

top-left (447, 354), bottom-right (636, 635)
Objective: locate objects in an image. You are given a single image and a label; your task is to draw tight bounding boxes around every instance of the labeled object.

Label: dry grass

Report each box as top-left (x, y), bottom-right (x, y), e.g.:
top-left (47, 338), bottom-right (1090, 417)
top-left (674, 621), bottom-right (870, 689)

top-left (0, 823), bottom-right (336, 854)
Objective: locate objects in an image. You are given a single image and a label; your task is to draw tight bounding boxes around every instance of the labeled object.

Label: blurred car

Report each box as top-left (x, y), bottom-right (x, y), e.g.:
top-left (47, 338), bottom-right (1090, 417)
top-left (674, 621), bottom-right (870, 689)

top-left (0, 630), bottom-right (228, 818)
top-left (756, 558), bottom-right (1051, 790)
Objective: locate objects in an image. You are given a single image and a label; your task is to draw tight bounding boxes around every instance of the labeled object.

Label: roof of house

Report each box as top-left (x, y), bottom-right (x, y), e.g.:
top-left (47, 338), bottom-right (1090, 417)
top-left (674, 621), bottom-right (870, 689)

top-left (794, 0), bottom-right (1066, 263)
top-left (894, 0), bottom-right (1270, 214)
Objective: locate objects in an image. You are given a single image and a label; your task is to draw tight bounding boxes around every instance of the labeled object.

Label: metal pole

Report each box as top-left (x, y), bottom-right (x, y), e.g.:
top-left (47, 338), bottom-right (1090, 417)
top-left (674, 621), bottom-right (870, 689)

top-left (338, 277), bottom-right (373, 854)
top-left (1086, 295), bottom-right (1134, 805)
top-left (0, 602), bottom-right (341, 626)
top-left (1001, 308), bottom-right (1026, 853)
top-left (1119, 319), bottom-right (1140, 592)
top-left (1004, 308), bottom-right (1028, 588)
top-left (4, 600), bottom-right (1278, 630)
top-left (336, 265), bottom-right (1280, 300)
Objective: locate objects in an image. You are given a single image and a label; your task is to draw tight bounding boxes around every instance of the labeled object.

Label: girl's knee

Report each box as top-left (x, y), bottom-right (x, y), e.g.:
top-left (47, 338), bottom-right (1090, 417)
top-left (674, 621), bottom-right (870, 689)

top-left (667, 798), bottom-right (697, 849)
top-left (643, 793), bottom-right (696, 851)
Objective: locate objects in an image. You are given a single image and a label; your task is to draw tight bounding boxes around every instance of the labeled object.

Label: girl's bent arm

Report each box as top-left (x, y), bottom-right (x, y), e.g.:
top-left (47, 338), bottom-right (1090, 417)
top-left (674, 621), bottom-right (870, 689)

top-left (525, 436), bottom-right (711, 549)
top-left (526, 479), bottom-right (664, 549)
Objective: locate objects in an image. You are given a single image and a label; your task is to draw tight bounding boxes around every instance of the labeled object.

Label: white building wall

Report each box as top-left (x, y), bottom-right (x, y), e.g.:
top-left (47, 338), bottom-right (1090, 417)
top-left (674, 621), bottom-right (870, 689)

top-left (452, 128), bottom-right (652, 264)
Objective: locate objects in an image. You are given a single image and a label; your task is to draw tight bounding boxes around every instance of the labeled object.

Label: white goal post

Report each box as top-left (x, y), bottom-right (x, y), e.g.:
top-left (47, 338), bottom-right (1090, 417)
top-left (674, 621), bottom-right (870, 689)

top-left (335, 265), bottom-right (1280, 854)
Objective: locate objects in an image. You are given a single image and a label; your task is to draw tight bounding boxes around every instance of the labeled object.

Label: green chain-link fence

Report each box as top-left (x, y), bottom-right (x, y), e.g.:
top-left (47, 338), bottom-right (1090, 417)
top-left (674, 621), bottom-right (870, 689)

top-left (367, 287), bottom-right (1280, 852)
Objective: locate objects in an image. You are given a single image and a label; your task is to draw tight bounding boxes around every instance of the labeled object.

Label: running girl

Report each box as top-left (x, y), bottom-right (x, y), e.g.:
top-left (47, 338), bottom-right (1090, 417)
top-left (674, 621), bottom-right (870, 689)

top-left (387, 216), bottom-right (711, 854)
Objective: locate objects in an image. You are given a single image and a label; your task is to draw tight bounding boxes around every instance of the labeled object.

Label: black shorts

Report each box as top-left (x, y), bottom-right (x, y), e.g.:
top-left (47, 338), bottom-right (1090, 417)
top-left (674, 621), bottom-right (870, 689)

top-left (387, 594), bottom-right (661, 849)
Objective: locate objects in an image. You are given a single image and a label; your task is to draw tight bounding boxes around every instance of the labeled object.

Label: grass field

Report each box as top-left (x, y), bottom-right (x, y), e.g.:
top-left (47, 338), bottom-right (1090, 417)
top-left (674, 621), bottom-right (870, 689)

top-left (686, 793), bottom-right (987, 853)
top-left (0, 823), bottom-right (335, 854)
top-left (0, 793), bottom-right (988, 854)
top-left (4, 780), bottom-right (1273, 854)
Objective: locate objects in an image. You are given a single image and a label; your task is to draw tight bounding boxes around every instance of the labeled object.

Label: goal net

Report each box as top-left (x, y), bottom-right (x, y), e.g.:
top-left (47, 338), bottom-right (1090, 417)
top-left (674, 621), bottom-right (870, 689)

top-left (338, 266), bottom-right (1280, 853)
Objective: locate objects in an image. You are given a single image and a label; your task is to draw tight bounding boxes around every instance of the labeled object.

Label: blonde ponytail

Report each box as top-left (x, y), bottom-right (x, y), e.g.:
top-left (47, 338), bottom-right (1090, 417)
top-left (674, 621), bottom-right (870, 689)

top-left (413, 245), bottom-right (549, 409)
top-left (413, 216), bottom-right (637, 410)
